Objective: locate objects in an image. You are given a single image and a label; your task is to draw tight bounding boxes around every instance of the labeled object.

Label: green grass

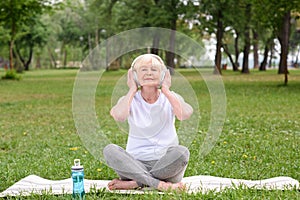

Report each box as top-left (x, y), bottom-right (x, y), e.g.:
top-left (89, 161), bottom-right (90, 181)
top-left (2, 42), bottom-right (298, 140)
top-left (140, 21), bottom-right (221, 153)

top-left (0, 68), bottom-right (299, 199)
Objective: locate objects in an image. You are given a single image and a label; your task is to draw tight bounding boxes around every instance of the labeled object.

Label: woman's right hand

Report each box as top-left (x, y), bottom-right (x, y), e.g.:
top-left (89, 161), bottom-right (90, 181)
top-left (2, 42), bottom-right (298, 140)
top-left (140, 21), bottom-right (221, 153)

top-left (110, 68), bottom-right (137, 122)
top-left (127, 68), bottom-right (138, 91)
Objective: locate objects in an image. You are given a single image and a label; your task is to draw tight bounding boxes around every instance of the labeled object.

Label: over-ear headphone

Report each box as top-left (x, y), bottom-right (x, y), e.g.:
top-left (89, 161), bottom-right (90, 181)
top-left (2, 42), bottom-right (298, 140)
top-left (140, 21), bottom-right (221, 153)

top-left (132, 70), bottom-right (140, 87)
top-left (131, 54), bottom-right (167, 87)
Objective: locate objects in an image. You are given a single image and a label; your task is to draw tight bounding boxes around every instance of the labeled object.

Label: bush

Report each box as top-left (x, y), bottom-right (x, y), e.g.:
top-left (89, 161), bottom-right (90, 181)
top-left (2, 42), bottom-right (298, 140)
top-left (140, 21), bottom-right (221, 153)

top-left (1, 70), bottom-right (22, 80)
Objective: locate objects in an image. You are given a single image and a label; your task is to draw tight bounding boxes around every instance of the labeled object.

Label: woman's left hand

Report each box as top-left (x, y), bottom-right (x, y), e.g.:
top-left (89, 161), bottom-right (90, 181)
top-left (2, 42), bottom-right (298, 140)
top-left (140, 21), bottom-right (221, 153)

top-left (161, 69), bottom-right (171, 94)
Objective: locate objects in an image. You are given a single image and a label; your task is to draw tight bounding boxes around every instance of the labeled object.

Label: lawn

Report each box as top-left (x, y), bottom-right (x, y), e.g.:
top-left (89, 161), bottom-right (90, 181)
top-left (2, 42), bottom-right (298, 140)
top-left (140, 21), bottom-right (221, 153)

top-left (0, 68), bottom-right (299, 199)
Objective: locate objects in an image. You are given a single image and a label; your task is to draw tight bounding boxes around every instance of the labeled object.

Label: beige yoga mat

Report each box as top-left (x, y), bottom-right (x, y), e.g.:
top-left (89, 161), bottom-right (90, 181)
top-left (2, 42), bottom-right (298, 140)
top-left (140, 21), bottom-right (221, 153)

top-left (0, 174), bottom-right (299, 197)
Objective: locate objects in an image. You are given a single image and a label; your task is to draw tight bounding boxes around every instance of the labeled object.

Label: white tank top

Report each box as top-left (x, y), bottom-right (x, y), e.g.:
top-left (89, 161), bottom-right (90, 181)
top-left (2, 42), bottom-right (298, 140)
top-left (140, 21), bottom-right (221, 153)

top-left (126, 90), bottom-right (179, 161)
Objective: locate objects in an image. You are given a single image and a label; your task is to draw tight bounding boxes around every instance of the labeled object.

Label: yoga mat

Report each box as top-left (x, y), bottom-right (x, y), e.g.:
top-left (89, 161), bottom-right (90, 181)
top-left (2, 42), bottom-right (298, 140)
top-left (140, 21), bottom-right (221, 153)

top-left (0, 174), bottom-right (298, 197)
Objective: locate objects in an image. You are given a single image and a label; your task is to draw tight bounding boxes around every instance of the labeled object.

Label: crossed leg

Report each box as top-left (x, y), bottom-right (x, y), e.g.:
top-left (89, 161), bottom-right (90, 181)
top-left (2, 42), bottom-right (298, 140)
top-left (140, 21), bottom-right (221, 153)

top-left (103, 144), bottom-right (189, 191)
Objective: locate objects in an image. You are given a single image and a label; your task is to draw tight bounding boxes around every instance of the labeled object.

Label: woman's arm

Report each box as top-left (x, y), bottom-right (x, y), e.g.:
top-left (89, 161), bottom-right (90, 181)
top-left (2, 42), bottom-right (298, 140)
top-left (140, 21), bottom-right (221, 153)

top-left (161, 70), bottom-right (193, 121)
top-left (110, 69), bottom-right (138, 121)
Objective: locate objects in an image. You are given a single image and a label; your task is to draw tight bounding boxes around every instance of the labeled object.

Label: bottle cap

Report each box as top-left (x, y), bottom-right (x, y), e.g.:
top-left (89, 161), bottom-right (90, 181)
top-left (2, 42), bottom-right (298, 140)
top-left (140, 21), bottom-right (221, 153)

top-left (72, 159), bottom-right (83, 170)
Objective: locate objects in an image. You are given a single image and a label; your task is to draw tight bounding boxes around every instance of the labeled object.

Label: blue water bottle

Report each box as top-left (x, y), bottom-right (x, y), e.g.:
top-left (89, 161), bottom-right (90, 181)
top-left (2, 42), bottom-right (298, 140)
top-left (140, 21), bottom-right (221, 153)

top-left (71, 159), bottom-right (85, 199)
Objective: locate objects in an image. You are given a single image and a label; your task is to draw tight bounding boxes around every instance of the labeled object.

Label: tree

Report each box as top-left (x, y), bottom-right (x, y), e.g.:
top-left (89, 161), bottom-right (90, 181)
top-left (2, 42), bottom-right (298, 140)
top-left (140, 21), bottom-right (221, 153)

top-left (0, 0), bottom-right (55, 70)
top-left (253, 0), bottom-right (300, 84)
top-left (190, 1), bottom-right (225, 74)
top-left (290, 27), bottom-right (300, 68)
top-left (259, 38), bottom-right (274, 71)
top-left (0, 25), bottom-right (10, 62)
top-left (278, 11), bottom-right (291, 85)
top-left (154, 0), bottom-right (181, 69)
top-left (221, 0), bottom-right (253, 74)
top-left (241, 1), bottom-right (252, 74)
top-left (251, 0), bottom-right (277, 71)
top-left (14, 17), bottom-right (49, 70)
top-left (252, 30), bottom-right (259, 69)
top-left (190, 0), bottom-right (246, 74)
top-left (222, 0), bottom-right (247, 72)
top-left (40, 12), bottom-right (63, 68)
top-left (89, 0), bottom-right (184, 70)
top-left (56, 6), bottom-right (83, 67)
top-left (272, 2), bottom-right (300, 84)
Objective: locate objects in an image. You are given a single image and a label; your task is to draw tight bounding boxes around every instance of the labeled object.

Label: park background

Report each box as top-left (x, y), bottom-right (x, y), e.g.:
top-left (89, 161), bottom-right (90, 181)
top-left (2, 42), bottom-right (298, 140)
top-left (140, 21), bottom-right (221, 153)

top-left (0, 0), bottom-right (299, 199)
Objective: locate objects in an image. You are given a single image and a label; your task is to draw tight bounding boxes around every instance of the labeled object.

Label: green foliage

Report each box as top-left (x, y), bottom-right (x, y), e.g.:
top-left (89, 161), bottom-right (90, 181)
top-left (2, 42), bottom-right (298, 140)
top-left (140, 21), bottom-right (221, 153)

top-left (1, 70), bottom-right (21, 80)
top-left (0, 0), bottom-right (59, 70)
top-left (0, 26), bottom-right (10, 44)
top-left (56, 7), bottom-right (83, 45)
top-left (0, 0), bottom-right (53, 36)
top-left (1, 0), bottom-right (300, 73)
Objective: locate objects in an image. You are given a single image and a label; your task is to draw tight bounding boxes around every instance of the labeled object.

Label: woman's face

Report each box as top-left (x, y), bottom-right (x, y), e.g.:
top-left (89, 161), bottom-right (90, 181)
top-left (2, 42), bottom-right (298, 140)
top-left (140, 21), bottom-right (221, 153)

top-left (136, 58), bottom-right (162, 87)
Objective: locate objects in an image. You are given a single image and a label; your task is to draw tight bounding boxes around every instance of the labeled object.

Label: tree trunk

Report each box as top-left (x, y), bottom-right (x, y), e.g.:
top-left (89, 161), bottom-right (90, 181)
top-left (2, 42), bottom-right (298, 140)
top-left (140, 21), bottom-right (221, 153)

top-left (12, 49), bottom-right (21, 72)
top-left (295, 46), bottom-right (300, 67)
top-left (253, 30), bottom-right (259, 69)
top-left (241, 4), bottom-right (251, 74)
top-left (63, 48), bottom-right (67, 67)
top-left (95, 27), bottom-right (99, 47)
top-left (88, 34), bottom-right (93, 54)
top-left (9, 40), bottom-right (14, 70)
top-left (259, 44), bottom-right (269, 71)
top-left (214, 10), bottom-right (223, 75)
top-left (222, 44), bottom-right (235, 69)
top-left (15, 44), bottom-right (33, 71)
top-left (166, 19), bottom-right (176, 72)
top-left (36, 55), bottom-right (41, 69)
top-left (278, 11), bottom-right (291, 83)
top-left (48, 46), bottom-right (56, 68)
top-left (24, 46), bottom-right (33, 71)
top-left (9, 20), bottom-right (16, 70)
top-left (233, 31), bottom-right (240, 71)
top-left (241, 30), bottom-right (250, 74)
top-left (105, 40), bottom-right (109, 71)
top-left (166, 50), bottom-right (175, 70)
top-left (151, 34), bottom-right (160, 55)
top-left (268, 41), bottom-right (274, 68)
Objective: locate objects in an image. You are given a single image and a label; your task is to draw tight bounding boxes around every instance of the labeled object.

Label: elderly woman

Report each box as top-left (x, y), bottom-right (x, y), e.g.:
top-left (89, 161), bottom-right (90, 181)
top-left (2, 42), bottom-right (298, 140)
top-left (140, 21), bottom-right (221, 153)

top-left (103, 53), bottom-right (193, 191)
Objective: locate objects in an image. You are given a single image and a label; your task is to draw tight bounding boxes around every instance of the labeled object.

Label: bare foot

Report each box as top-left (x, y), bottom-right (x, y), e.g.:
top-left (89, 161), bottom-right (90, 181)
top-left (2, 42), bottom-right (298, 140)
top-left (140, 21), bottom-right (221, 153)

top-left (157, 181), bottom-right (186, 192)
top-left (107, 179), bottom-right (139, 190)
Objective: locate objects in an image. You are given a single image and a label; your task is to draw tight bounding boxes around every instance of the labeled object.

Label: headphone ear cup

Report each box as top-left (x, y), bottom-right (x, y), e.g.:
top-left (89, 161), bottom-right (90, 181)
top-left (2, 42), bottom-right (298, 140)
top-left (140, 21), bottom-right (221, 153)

top-left (159, 70), bottom-right (166, 87)
top-left (133, 71), bottom-right (140, 86)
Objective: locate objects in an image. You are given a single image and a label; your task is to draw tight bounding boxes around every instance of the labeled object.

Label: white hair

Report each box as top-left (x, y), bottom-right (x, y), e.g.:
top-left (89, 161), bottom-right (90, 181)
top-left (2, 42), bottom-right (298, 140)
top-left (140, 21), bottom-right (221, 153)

top-left (131, 54), bottom-right (166, 71)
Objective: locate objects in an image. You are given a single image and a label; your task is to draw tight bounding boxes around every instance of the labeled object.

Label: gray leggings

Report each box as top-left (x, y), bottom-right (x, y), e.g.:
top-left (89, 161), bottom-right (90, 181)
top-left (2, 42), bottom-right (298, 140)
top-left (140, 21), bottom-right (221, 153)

top-left (103, 144), bottom-right (190, 189)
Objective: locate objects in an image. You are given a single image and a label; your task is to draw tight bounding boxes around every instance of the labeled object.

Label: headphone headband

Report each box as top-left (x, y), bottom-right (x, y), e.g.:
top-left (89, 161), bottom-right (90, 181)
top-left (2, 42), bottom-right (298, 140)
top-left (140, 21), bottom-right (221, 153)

top-left (131, 54), bottom-right (166, 70)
